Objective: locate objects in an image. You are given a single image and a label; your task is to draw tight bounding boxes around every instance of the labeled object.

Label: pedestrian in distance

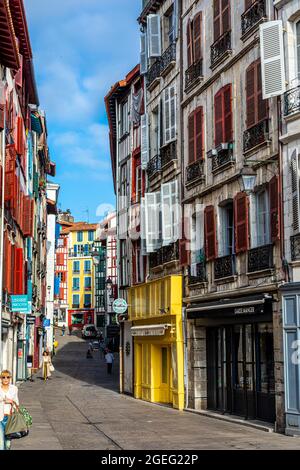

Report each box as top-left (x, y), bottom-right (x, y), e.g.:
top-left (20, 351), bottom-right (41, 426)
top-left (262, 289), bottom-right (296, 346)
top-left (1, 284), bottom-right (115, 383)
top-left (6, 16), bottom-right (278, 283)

top-left (61, 325), bottom-right (66, 337)
top-left (42, 351), bottom-right (52, 381)
top-left (0, 370), bottom-right (19, 451)
top-left (68, 325), bottom-right (72, 336)
top-left (105, 350), bottom-right (114, 375)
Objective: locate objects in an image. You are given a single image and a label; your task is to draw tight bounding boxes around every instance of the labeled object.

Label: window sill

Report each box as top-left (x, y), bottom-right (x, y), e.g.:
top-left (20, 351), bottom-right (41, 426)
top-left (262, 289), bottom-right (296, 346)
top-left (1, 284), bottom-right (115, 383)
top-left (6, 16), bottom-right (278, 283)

top-left (284, 109), bottom-right (300, 123)
top-left (185, 175), bottom-right (205, 189)
top-left (210, 49), bottom-right (232, 72)
top-left (147, 77), bottom-right (160, 92)
top-left (244, 139), bottom-right (271, 157)
top-left (214, 275), bottom-right (237, 284)
top-left (247, 268), bottom-right (274, 279)
top-left (161, 59), bottom-right (176, 78)
top-left (212, 160), bottom-right (235, 175)
top-left (188, 281), bottom-right (208, 288)
top-left (185, 76), bottom-right (204, 95)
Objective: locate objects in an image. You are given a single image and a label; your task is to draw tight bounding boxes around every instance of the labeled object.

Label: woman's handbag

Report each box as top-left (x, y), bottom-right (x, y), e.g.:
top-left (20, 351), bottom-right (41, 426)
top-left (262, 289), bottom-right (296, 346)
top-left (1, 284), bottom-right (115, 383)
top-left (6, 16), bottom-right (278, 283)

top-left (49, 363), bottom-right (55, 372)
top-left (5, 405), bottom-right (29, 440)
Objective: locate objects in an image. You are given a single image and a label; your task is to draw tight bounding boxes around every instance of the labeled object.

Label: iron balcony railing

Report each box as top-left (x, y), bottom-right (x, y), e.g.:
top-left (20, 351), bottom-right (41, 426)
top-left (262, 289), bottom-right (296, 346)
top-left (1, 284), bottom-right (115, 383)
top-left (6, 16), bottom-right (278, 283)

top-left (211, 30), bottom-right (231, 68)
top-left (186, 160), bottom-right (204, 185)
top-left (147, 154), bottom-right (161, 179)
top-left (212, 146), bottom-right (234, 172)
top-left (185, 60), bottom-right (203, 90)
top-left (188, 261), bottom-right (207, 284)
top-left (149, 241), bottom-right (179, 269)
top-left (248, 244), bottom-right (273, 272)
top-left (291, 234), bottom-right (300, 261)
top-left (241, 0), bottom-right (266, 37)
top-left (243, 119), bottom-right (269, 152)
top-left (214, 254), bottom-right (236, 280)
top-left (161, 141), bottom-right (177, 168)
top-left (284, 86), bottom-right (300, 117)
top-left (147, 42), bottom-right (176, 87)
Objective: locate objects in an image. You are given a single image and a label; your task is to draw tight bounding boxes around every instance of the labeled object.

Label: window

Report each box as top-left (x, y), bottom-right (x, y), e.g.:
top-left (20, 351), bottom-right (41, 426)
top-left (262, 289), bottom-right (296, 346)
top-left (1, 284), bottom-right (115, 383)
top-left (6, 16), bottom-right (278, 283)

top-left (151, 107), bottom-right (160, 158)
top-left (120, 163), bottom-right (128, 210)
top-left (132, 156), bottom-right (144, 204)
top-left (77, 231), bottom-right (83, 242)
top-left (72, 278), bottom-right (80, 291)
top-left (297, 21), bottom-right (300, 79)
top-left (214, 84), bottom-right (233, 146)
top-left (191, 211), bottom-right (204, 265)
top-left (204, 206), bottom-right (217, 261)
top-left (88, 231), bottom-right (94, 242)
top-left (136, 164), bottom-right (142, 203)
top-left (84, 277), bottom-right (92, 290)
top-left (164, 85), bottom-right (176, 144)
top-left (219, 202), bottom-right (234, 256)
top-left (213, 0), bottom-right (230, 41)
top-left (256, 190), bottom-right (270, 247)
top-left (72, 294), bottom-right (80, 308)
top-left (246, 60), bottom-right (268, 129)
top-left (291, 150), bottom-right (300, 233)
top-left (120, 241), bottom-right (128, 286)
top-left (84, 260), bottom-right (91, 273)
top-left (188, 107), bottom-right (204, 164)
top-left (161, 180), bottom-right (179, 246)
top-left (73, 261), bottom-right (80, 273)
top-left (187, 12), bottom-right (202, 67)
top-left (121, 100), bottom-right (129, 136)
top-left (56, 253), bottom-right (64, 266)
top-left (133, 241), bottom-right (145, 284)
top-left (164, 7), bottom-right (175, 47)
top-left (84, 294), bottom-right (92, 308)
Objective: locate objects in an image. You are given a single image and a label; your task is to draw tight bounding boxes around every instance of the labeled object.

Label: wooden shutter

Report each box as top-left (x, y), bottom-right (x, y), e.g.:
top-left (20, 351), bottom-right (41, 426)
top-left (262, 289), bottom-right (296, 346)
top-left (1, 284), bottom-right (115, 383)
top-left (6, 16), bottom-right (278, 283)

top-left (193, 13), bottom-right (202, 63)
top-left (4, 168), bottom-right (15, 204)
top-left (141, 114), bottom-right (149, 169)
top-left (257, 61), bottom-right (268, 122)
top-left (140, 33), bottom-right (148, 75)
top-left (234, 192), bottom-right (249, 253)
top-left (170, 85), bottom-right (176, 141)
top-left (23, 196), bottom-right (34, 237)
top-left (195, 107), bottom-right (204, 160)
top-left (171, 179), bottom-right (180, 242)
top-left (187, 20), bottom-right (193, 67)
top-left (14, 247), bottom-right (24, 295)
top-left (0, 103), bottom-right (4, 130)
top-left (161, 182), bottom-right (172, 246)
top-left (15, 54), bottom-right (23, 88)
top-left (269, 175), bottom-right (280, 242)
top-left (260, 20), bottom-right (285, 99)
top-left (223, 84), bottom-right (232, 143)
top-left (147, 14), bottom-right (161, 58)
top-left (246, 63), bottom-right (256, 128)
top-left (145, 192), bottom-right (161, 253)
top-left (164, 87), bottom-right (171, 143)
top-left (57, 253), bottom-right (64, 266)
top-left (204, 206), bottom-right (217, 260)
top-left (59, 288), bottom-right (64, 300)
top-left (213, 0), bottom-right (221, 41)
top-left (222, 0), bottom-right (230, 34)
top-left (214, 89), bottom-right (223, 146)
top-left (188, 112), bottom-right (195, 164)
top-left (291, 150), bottom-right (300, 232)
top-left (179, 237), bottom-right (190, 266)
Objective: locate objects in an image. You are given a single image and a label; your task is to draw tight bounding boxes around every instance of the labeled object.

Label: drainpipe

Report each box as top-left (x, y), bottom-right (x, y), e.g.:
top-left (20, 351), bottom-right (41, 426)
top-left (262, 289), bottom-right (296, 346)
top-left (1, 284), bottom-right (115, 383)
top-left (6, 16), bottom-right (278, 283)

top-left (0, 86), bottom-right (6, 371)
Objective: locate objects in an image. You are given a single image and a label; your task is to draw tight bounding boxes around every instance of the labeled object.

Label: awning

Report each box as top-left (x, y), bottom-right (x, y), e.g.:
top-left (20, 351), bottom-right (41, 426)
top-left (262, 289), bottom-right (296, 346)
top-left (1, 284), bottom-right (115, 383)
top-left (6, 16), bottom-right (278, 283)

top-left (131, 324), bottom-right (171, 337)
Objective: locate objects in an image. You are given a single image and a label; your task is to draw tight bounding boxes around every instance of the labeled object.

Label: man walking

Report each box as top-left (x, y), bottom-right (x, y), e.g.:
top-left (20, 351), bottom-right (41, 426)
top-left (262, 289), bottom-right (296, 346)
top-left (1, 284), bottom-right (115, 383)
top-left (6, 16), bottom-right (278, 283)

top-left (105, 350), bottom-right (114, 375)
top-left (61, 325), bottom-right (66, 336)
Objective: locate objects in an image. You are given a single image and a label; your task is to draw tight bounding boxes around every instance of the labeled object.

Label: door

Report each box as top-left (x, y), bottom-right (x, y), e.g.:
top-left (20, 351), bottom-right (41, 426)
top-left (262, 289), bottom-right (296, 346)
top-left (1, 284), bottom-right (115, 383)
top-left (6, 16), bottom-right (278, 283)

top-left (159, 346), bottom-right (172, 404)
top-left (256, 323), bottom-right (275, 422)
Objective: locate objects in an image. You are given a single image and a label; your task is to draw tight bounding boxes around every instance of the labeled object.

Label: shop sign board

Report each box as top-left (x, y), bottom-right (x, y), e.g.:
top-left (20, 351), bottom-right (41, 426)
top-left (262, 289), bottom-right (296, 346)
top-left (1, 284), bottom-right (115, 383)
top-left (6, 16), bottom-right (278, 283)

top-left (11, 295), bottom-right (31, 314)
top-left (113, 298), bottom-right (128, 315)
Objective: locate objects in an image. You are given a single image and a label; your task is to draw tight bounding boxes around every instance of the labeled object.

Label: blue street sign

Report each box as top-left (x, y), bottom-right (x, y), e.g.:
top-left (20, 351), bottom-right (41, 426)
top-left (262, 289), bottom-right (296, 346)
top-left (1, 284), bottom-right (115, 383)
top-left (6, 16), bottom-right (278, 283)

top-left (43, 319), bottom-right (51, 328)
top-left (11, 295), bottom-right (31, 314)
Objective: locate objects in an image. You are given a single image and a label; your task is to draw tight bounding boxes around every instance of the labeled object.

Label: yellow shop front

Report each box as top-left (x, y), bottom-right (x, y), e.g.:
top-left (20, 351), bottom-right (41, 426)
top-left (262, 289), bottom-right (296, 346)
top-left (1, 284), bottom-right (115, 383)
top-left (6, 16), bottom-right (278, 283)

top-left (128, 276), bottom-right (184, 410)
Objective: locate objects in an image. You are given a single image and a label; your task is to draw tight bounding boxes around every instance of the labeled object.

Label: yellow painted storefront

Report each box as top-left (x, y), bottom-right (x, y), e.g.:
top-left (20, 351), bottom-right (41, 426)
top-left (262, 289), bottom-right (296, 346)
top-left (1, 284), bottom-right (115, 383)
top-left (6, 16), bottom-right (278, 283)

top-left (128, 275), bottom-right (184, 410)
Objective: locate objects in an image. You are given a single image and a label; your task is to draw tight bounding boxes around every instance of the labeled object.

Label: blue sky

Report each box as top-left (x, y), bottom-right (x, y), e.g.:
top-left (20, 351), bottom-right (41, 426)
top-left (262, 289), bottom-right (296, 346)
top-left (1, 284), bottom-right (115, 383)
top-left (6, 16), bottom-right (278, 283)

top-left (25, 0), bottom-right (140, 222)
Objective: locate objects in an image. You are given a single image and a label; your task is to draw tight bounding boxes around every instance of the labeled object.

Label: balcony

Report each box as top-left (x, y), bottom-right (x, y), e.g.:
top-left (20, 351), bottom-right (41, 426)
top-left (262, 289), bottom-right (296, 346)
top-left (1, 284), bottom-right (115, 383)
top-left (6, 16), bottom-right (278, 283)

top-left (284, 86), bottom-right (300, 117)
top-left (241, 0), bottom-right (267, 38)
top-left (147, 42), bottom-right (176, 88)
top-left (69, 250), bottom-right (92, 258)
top-left (243, 119), bottom-right (269, 153)
top-left (186, 160), bottom-right (205, 186)
top-left (291, 234), bottom-right (300, 261)
top-left (185, 60), bottom-right (203, 91)
top-left (211, 145), bottom-right (234, 173)
top-left (211, 30), bottom-right (231, 69)
top-left (161, 141), bottom-right (177, 168)
top-left (149, 241), bottom-right (179, 269)
top-left (248, 244), bottom-right (273, 273)
top-left (72, 304), bottom-right (80, 309)
top-left (214, 254), bottom-right (236, 280)
top-left (188, 261), bottom-right (207, 285)
top-left (139, 0), bottom-right (163, 23)
top-left (147, 154), bottom-right (161, 179)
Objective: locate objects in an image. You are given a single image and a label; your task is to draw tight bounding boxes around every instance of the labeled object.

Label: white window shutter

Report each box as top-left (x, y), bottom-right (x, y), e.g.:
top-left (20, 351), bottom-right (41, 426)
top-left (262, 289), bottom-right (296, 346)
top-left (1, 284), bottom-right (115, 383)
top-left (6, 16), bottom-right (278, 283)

top-left (291, 149), bottom-right (300, 233)
top-left (141, 113), bottom-right (149, 169)
top-left (170, 85), bottom-right (176, 141)
top-left (173, 0), bottom-right (179, 40)
top-left (140, 33), bottom-right (148, 75)
top-left (260, 20), bottom-right (286, 99)
top-left (171, 179), bottom-right (180, 242)
top-left (249, 193), bottom-right (257, 248)
top-left (147, 14), bottom-right (161, 58)
top-left (145, 192), bottom-right (161, 253)
top-left (164, 88), bottom-right (170, 144)
top-left (161, 183), bottom-right (173, 246)
top-left (141, 197), bottom-right (147, 255)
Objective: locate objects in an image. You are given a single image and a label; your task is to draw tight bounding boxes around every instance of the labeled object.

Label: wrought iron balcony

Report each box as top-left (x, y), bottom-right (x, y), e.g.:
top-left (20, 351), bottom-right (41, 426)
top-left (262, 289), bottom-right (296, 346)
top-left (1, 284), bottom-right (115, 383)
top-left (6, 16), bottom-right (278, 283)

top-left (186, 160), bottom-right (204, 185)
top-left (243, 119), bottom-right (269, 152)
top-left (291, 234), bottom-right (300, 261)
top-left (284, 86), bottom-right (300, 117)
top-left (147, 42), bottom-right (176, 88)
top-left (211, 30), bottom-right (231, 68)
top-left (188, 261), bottom-right (207, 285)
top-left (161, 141), bottom-right (177, 168)
top-left (214, 254), bottom-right (236, 280)
top-left (241, 0), bottom-right (266, 37)
top-left (149, 241), bottom-right (179, 269)
top-left (147, 154), bottom-right (161, 179)
top-left (185, 60), bottom-right (203, 90)
top-left (248, 244), bottom-right (273, 273)
top-left (211, 146), bottom-right (234, 172)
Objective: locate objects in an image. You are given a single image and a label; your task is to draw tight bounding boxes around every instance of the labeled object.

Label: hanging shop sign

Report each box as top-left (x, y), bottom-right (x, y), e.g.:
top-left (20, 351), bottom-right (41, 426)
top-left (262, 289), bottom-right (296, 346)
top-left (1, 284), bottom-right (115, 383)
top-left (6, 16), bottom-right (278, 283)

top-left (113, 298), bottom-right (128, 315)
top-left (11, 295), bottom-right (31, 314)
top-left (26, 315), bottom-right (36, 325)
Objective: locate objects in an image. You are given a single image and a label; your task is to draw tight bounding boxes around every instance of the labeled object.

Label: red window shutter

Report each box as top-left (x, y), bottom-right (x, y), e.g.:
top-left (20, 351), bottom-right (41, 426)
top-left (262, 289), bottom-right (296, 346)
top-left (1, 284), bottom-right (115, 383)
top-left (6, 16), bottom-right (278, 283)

top-left (57, 253), bottom-right (64, 266)
top-left (59, 288), bottom-right (64, 300)
top-left (234, 192), bottom-right (249, 253)
top-left (195, 107), bottom-right (204, 161)
top-left (132, 157), bottom-right (137, 202)
top-left (4, 169), bottom-right (15, 204)
top-left (132, 243), bottom-right (137, 284)
top-left (15, 54), bottom-right (23, 88)
top-left (213, 0), bottom-right (221, 41)
top-left (23, 196), bottom-right (34, 237)
top-left (214, 90), bottom-right (223, 146)
top-left (223, 84), bottom-right (232, 143)
top-left (193, 12), bottom-right (202, 63)
top-left (188, 112), bottom-right (195, 163)
top-left (3, 232), bottom-right (10, 292)
top-left (269, 175), bottom-right (280, 242)
top-left (0, 165), bottom-right (2, 206)
top-left (179, 237), bottom-right (190, 266)
top-left (187, 20), bottom-right (193, 67)
top-left (0, 103), bottom-right (4, 130)
top-left (204, 206), bottom-right (217, 261)
top-left (246, 64), bottom-right (256, 128)
top-left (257, 61), bottom-right (268, 122)
top-left (14, 248), bottom-right (24, 295)
top-left (222, 0), bottom-right (230, 34)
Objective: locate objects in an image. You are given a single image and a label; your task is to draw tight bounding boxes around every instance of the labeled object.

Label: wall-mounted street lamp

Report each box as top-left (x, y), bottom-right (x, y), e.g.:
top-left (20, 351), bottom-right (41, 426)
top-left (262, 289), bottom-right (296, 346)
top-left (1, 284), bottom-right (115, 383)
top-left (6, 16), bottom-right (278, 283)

top-left (239, 166), bottom-right (257, 194)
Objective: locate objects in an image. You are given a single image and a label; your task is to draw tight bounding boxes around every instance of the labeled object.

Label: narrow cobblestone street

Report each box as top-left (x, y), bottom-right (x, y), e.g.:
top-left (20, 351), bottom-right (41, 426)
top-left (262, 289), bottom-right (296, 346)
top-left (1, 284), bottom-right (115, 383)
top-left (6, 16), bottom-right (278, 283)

top-left (10, 332), bottom-right (300, 450)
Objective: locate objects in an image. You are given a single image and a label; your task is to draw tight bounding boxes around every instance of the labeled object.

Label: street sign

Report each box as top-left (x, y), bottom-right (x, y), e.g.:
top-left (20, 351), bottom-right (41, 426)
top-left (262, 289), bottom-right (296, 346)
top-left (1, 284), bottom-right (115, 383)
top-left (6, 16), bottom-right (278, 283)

top-left (26, 315), bottom-right (36, 325)
top-left (113, 298), bottom-right (128, 315)
top-left (11, 295), bottom-right (31, 314)
top-left (43, 319), bottom-right (51, 328)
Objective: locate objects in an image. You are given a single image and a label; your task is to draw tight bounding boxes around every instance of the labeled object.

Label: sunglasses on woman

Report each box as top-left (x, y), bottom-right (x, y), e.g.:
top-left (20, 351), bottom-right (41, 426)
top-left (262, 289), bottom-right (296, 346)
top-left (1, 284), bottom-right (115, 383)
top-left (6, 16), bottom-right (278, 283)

top-left (1, 376), bottom-right (11, 379)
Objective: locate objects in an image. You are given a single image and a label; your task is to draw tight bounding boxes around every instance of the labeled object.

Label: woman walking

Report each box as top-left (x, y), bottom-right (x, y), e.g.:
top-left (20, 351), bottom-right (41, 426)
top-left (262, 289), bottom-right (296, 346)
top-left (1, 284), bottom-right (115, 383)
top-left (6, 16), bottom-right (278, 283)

top-left (0, 370), bottom-right (19, 451)
top-left (42, 351), bottom-right (52, 381)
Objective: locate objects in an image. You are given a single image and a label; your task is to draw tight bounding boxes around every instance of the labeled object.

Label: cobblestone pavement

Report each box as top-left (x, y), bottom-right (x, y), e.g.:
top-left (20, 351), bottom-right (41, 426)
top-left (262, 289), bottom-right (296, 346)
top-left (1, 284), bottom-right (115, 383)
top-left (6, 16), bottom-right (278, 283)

top-left (12, 331), bottom-right (300, 450)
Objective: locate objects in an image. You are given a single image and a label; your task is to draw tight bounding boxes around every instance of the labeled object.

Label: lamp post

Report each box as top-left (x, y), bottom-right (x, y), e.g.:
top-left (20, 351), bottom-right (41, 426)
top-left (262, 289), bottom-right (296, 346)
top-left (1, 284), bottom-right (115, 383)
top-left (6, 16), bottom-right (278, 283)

top-left (239, 167), bottom-right (257, 194)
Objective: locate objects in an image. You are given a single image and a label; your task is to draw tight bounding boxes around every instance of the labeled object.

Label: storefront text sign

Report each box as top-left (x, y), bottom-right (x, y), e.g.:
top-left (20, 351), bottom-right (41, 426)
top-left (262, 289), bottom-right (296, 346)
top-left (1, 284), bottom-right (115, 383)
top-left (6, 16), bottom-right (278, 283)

top-left (11, 295), bottom-right (31, 314)
top-left (113, 298), bottom-right (128, 314)
top-left (234, 306), bottom-right (255, 315)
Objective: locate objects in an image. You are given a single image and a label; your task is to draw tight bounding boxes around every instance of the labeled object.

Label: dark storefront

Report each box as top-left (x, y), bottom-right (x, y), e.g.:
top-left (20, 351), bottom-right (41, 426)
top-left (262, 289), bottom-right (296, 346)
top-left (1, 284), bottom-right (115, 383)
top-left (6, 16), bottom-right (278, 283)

top-left (187, 294), bottom-right (276, 423)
